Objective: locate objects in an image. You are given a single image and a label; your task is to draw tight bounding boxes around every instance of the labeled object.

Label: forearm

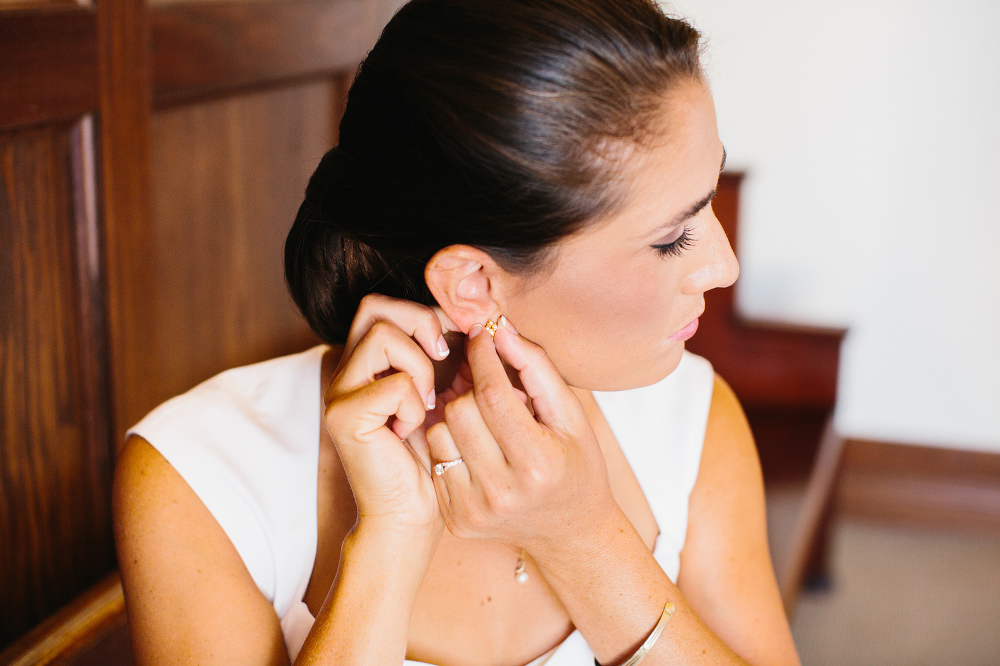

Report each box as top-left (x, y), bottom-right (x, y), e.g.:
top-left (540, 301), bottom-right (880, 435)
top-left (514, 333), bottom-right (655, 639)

top-left (295, 523), bottom-right (441, 665)
top-left (531, 508), bottom-right (746, 666)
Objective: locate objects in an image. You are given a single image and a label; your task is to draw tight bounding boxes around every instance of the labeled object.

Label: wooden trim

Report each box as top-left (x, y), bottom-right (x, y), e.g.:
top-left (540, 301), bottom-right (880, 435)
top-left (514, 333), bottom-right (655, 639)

top-left (70, 114), bottom-right (117, 544)
top-left (97, 0), bottom-right (157, 448)
top-left (0, 7), bottom-right (99, 130)
top-left (0, 573), bottom-right (125, 666)
top-left (836, 439), bottom-right (1000, 532)
top-left (150, 0), bottom-right (403, 107)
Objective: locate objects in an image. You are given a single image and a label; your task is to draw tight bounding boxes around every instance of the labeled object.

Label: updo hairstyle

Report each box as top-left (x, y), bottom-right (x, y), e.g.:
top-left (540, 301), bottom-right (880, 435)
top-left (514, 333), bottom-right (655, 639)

top-left (284, 0), bottom-right (702, 344)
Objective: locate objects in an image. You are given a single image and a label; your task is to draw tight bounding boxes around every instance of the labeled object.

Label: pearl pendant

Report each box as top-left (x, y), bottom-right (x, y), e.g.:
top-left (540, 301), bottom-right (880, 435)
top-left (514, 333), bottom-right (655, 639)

top-left (515, 558), bottom-right (529, 584)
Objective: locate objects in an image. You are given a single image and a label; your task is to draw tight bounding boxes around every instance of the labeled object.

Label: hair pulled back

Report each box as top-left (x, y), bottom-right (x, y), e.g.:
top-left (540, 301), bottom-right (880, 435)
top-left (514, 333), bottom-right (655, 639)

top-left (285, 0), bottom-right (702, 344)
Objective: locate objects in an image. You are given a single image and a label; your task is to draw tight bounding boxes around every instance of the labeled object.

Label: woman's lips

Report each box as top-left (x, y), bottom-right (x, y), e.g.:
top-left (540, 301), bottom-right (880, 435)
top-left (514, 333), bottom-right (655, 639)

top-left (668, 317), bottom-right (699, 341)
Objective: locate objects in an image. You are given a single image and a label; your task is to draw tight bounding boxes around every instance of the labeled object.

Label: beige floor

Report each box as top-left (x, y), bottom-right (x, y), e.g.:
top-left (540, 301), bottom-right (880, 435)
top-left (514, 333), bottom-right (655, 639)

top-left (786, 519), bottom-right (1000, 666)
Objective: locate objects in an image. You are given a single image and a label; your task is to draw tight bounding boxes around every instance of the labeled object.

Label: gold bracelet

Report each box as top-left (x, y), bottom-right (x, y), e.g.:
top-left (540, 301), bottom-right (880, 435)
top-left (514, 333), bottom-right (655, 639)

top-left (595, 601), bottom-right (675, 666)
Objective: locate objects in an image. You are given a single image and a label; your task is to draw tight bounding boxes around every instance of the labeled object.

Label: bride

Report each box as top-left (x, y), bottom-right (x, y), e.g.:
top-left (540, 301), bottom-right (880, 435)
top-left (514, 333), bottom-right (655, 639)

top-left (113, 0), bottom-right (800, 664)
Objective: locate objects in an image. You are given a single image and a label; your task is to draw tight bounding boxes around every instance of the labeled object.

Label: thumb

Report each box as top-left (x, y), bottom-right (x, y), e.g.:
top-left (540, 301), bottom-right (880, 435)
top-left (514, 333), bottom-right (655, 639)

top-left (492, 315), bottom-right (579, 432)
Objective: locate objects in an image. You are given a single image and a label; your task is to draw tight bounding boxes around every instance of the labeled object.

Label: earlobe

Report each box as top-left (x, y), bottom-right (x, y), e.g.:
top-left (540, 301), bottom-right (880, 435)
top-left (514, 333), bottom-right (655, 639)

top-left (425, 245), bottom-right (504, 333)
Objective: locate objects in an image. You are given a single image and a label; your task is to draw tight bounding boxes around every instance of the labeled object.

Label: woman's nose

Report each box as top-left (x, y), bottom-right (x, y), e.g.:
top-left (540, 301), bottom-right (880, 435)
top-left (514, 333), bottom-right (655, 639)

top-left (682, 213), bottom-right (739, 295)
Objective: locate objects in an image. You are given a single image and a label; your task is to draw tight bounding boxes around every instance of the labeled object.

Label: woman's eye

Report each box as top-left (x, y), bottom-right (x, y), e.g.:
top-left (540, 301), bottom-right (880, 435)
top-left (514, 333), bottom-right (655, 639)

top-left (652, 227), bottom-right (695, 258)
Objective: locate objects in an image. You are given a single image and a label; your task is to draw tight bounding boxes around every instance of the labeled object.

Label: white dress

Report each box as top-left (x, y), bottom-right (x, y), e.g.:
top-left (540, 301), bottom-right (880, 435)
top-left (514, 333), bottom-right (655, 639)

top-left (128, 344), bottom-right (715, 665)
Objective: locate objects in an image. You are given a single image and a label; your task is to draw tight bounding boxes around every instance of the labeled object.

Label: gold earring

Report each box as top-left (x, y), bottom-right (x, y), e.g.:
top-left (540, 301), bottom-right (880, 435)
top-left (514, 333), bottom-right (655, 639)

top-left (483, 320), bottom-right (498, 339)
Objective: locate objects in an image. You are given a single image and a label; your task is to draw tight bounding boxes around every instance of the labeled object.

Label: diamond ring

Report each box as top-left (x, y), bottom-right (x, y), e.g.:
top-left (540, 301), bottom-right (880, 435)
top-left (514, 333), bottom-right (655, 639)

top-left (433, 457), bottom-right (464, 475)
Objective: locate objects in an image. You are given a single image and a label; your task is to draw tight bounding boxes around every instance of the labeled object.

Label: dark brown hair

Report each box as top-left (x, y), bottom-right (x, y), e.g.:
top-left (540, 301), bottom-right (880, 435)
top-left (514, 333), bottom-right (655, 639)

top-left (285, 0), bottom-right (702, 344)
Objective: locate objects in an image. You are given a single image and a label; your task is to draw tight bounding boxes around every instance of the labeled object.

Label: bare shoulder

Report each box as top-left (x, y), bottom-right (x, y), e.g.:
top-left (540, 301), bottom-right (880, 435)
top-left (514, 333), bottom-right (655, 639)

top-left (704, 374), bottom-right (753, 450)
top-left (113, 435), bottom-right (289, 665)
top-left (676, 373), bottom-right (801, 666)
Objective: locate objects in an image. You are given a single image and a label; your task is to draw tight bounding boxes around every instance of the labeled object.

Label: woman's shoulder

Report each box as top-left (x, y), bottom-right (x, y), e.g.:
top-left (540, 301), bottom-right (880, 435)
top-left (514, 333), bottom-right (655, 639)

top-left (119, 343), bottom-right (331, 614)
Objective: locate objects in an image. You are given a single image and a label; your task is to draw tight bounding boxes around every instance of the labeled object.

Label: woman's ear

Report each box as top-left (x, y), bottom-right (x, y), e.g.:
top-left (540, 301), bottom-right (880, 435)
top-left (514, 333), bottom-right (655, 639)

top-left (425, 245), bottom-right (508, 334)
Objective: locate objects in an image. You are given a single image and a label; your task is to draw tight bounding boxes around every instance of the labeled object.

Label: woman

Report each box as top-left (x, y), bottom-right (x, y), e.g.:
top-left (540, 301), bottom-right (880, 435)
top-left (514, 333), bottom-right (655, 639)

top-left (113, 0), bottom-right (800, 664)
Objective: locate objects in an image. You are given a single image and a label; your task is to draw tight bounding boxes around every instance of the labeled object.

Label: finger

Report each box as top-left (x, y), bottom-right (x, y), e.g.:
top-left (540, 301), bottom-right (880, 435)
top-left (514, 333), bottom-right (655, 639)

top-left (491, 315), bottom-right (580, 433)
top-left (450, 358), bottom-right (474, 395)
top-left (343, 294), bottom-right (454, 365)
top-left (426, 421), bottom-right (469, 504)
top-left (402, 431), bottom-right (431, 476)
top-left (441, 390), bottom-right (508, 479)
top-left (333, 320), bottom-right (437, 412)
top-left (464, 324), bottom-right (543, 462)
top-left (328, 371), bottom-right (428, 444)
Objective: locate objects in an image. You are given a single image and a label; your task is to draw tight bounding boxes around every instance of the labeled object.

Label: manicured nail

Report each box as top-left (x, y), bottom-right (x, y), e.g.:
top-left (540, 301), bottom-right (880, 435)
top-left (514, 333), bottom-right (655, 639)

top-left (499, 315), bottom-right (518, 335)
top-left (427, 388), bottom-right (436, 411)
top-left (468, 324), bottom-right (484, 339)
top-left (437, 335), bottom-right (450, 358)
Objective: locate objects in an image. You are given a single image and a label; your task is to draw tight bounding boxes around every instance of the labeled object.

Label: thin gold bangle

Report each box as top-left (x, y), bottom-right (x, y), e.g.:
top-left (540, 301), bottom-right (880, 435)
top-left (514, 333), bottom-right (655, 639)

top-left (595, 601), bottom-right (675, 666)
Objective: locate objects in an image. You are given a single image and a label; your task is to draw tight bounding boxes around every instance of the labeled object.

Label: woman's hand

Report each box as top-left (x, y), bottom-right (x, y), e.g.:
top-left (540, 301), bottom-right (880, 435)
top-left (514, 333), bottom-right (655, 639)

top-left (426, 315), bottom-right (622, 558)
top-left (323, 294), bottom-right (454, 536)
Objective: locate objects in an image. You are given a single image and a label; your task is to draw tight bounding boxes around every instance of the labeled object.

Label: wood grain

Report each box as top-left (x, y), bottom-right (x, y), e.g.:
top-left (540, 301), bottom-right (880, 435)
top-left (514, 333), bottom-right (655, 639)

top-left (151, 0), bottom-right (405, 107)
top-left (0, 0), bottom-right (81, 11)
top-left (0, 573), bottom-right (125, 666)
top-left (145, 83), bottom-right (332, 404)
top-left (0, 120), bottom-right (115, 647)
top-left (96, 0), bottom-right (157, 446)
top-left (0, 8), bottom-right (98, 130)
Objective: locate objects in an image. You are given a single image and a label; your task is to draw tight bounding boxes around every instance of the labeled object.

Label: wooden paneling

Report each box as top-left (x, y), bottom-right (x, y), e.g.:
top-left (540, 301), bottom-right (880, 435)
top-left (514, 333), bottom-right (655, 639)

top-left (0, 8), bottom-right (98, 130)
top-left (2, 0), bottom-right (390, 656)
top-left (151, 0), bottom-right (404, 107)
top-left (145, 82), bottom-right (335, 403)
top-left (0, 0), bottom-right (81, 8)
top-left (96, 0), bottom-right (155, 447)
top-left (0, 119), bottom-right (114, 646)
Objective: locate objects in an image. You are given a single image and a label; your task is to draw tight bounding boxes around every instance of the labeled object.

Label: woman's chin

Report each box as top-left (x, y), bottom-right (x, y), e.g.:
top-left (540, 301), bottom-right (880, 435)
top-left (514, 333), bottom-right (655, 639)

top-left (574, 342), bottom-right (686, 393)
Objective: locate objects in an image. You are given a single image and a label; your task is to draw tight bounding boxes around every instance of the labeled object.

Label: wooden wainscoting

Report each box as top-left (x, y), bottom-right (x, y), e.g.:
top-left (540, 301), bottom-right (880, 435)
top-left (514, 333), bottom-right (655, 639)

top-left (0, 0), bottom-right (403, 660)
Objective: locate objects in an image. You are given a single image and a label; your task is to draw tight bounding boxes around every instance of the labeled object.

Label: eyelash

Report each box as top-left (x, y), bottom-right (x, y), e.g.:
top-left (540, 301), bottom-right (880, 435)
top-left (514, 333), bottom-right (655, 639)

top-left (652, 227), bottom-right (696, 258)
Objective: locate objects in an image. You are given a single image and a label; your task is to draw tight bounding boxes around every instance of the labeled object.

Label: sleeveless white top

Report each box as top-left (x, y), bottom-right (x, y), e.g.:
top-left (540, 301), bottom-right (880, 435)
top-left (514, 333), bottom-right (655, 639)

top-left (128, 344), bottom-right (715, 665)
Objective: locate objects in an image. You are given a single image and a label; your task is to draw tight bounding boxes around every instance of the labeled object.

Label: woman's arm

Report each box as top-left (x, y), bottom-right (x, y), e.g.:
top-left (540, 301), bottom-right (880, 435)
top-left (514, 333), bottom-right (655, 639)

top-left (115, 295), bottom-right (456, 664)
top-left (533, 375), bottom-right (799, 665)
top-left (295, 521), bottom-right (440, 664)
top-left (115, 436), bottom-right (441, 665)
top-left (114, 435), bottom-right (291, 664)
top-left (677, 375), bottom-right (799, 665)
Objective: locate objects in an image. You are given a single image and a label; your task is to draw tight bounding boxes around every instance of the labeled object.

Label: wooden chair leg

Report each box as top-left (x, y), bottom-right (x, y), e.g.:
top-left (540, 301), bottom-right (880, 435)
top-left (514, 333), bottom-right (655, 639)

top-left (779, 418), bottom-right (845, 616)
top-left (803, 494), bottom-right (836, 591)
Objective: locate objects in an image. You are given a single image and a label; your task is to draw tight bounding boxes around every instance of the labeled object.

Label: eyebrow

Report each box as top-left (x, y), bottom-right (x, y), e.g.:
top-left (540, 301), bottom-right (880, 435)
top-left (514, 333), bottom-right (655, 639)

top-left (668, 188), bottom-right (716, 228)
top-left (654, 146), bottom-right (727, 232)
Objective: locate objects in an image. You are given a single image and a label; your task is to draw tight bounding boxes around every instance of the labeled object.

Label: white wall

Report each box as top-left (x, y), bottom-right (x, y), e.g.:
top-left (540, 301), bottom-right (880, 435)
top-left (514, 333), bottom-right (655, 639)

top-left (665, 0), bottom-right (1000, 451)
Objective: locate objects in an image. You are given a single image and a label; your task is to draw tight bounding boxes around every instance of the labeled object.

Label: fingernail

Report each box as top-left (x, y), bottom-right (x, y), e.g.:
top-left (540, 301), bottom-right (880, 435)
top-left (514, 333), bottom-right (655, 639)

top-left (437, 335), bottom-right (450, 358)
top-left (499, 315), bottom-right (518, 336)
top-left (468, 323), bottom-right (483, 339)
top-left (427, 388), bottom-right (436, 410)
